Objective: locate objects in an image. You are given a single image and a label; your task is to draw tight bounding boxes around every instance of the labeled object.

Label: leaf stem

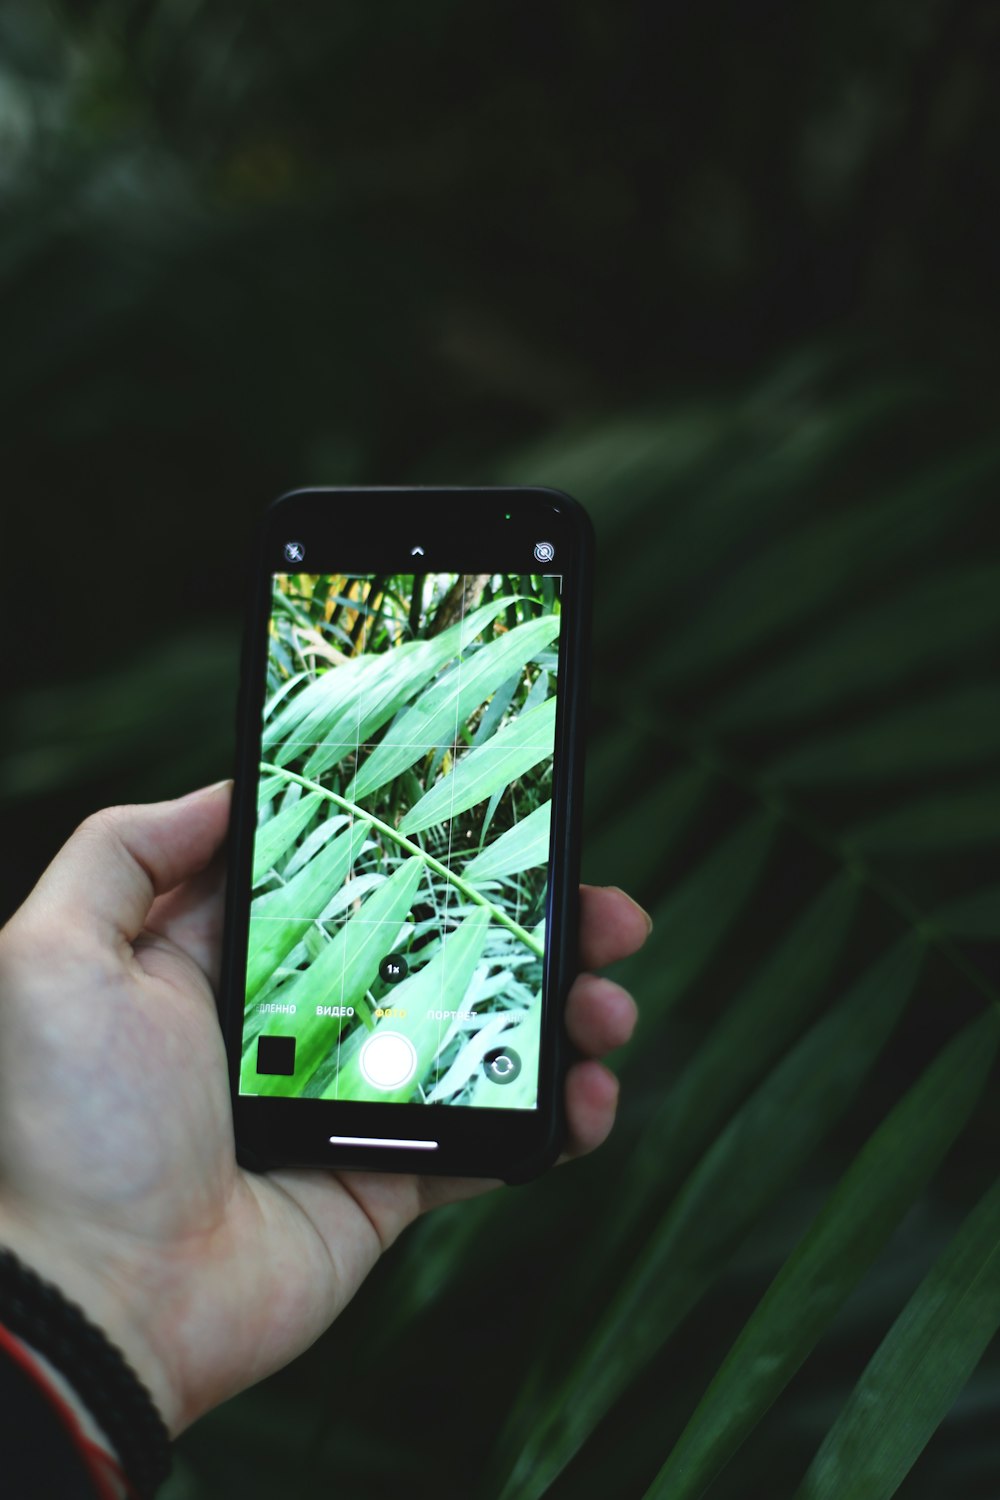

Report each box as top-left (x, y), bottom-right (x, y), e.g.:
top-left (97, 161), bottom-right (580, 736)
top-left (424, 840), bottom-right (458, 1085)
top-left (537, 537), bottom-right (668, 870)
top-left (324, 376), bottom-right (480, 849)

top-left (259, 761), bottom-right (545, 958)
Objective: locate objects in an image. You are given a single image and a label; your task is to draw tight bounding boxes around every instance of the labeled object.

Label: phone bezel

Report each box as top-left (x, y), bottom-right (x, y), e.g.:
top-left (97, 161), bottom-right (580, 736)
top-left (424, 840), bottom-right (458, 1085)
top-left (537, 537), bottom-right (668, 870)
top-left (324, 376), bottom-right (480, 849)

top-left (218, 486), bottom-right (593, 1182)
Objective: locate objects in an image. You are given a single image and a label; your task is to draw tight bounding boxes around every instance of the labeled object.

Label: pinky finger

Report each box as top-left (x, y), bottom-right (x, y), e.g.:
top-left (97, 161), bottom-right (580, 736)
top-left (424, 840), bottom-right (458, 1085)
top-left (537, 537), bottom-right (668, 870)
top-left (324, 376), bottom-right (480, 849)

top-left (561, 1060), bottom-right (621, 1160)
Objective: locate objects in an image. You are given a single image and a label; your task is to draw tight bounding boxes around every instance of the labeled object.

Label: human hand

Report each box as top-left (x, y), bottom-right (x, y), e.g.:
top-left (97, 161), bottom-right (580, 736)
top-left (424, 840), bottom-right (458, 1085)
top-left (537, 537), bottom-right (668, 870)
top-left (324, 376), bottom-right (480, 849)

top-left (0, 783), bottom-right (648, 1435)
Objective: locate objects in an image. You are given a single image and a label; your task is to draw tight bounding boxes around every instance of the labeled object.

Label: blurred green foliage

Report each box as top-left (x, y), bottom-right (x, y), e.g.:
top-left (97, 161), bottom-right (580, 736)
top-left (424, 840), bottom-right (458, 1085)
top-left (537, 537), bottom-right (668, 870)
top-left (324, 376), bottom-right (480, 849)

top-left (2, 2), bottom-right (999, 1496)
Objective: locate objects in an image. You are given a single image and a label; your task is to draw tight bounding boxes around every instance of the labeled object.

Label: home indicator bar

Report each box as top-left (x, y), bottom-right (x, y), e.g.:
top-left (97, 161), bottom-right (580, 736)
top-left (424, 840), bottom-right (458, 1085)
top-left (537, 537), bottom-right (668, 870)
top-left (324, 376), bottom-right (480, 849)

top-left (328, 1135), bottom-right (439, 1151)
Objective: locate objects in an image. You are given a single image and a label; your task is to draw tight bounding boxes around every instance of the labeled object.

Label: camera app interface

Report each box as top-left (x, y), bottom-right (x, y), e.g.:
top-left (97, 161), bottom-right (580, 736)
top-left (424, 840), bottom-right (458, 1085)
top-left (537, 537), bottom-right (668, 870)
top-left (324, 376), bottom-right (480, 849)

top-left (239, 571), bottom-right (560, 1109)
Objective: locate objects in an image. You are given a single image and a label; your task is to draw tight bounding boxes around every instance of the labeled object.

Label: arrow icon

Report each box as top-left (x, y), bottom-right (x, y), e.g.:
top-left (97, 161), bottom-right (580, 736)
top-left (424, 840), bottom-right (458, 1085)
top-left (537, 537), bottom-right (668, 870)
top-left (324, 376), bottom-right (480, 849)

top-left (410, 545), bottom-right (425, 556)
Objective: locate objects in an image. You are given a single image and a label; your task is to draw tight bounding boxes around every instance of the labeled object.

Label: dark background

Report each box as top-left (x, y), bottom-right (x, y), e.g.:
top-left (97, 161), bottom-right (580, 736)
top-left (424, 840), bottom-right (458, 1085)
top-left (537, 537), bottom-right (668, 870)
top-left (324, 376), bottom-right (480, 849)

top-left (3, 0), bottom-right (997, 838)
top-left (2, 3), bottom-right (999, 1497)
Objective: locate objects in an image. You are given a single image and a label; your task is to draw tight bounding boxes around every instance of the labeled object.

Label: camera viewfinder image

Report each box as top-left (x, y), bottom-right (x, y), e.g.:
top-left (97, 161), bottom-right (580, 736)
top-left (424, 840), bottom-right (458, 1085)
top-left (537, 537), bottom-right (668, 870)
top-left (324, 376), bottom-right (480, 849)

top-left (239, 572), bottom-right (560, 1110)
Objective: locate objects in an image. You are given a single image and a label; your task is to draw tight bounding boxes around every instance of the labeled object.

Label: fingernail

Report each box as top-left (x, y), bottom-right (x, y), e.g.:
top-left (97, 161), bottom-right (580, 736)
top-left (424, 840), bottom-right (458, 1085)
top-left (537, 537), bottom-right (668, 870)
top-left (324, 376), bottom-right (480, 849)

top-left (607, 886), bottom-right (653, 936)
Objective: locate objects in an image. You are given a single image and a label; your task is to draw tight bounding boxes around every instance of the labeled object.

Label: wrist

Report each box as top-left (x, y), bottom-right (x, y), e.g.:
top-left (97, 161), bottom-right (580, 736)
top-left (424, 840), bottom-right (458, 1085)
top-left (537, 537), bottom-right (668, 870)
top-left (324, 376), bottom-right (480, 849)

top-left (0, 1204), bottom-right (180, 1438)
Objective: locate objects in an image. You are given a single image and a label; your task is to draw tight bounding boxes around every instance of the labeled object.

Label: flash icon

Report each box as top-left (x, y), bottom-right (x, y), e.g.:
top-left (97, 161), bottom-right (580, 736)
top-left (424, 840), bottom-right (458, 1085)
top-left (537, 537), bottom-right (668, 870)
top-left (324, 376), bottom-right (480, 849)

top-left (284, 540), bottom-right (305, 564)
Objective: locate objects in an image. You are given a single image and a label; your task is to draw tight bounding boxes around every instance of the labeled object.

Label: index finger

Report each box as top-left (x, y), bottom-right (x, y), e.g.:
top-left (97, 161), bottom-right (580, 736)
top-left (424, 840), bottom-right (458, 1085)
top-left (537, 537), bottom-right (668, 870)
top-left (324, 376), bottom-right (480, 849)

top-left (578, 884), bottom-right (652, 970)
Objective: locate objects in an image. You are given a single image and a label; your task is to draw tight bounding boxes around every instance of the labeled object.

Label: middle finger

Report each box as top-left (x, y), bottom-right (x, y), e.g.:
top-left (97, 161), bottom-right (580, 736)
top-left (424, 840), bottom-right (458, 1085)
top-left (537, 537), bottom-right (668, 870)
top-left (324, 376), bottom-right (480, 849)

top-left (565, 973), bottom-right (638, 1056)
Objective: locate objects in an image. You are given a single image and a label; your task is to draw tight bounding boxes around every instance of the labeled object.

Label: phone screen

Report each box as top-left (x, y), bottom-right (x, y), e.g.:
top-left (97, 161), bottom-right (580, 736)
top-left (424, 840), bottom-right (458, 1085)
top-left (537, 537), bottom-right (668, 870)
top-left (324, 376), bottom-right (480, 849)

top-left (238, 570), bottom-right (561, 1112)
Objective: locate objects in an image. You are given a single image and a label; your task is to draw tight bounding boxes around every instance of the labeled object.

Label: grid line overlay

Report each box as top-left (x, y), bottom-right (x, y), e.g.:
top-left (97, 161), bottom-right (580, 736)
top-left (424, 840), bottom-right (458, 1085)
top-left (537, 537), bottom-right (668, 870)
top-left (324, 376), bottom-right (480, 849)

top-left (337, 587), bottom-right (368, 1098)
top-left (437, 582), bottom-right (469, 1081)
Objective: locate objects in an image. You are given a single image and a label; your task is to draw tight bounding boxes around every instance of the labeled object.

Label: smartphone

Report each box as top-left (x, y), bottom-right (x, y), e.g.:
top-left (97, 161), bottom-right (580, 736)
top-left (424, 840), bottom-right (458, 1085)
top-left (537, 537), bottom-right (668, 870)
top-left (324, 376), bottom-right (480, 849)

top-left (219, 486), bottom-right (593, 1181)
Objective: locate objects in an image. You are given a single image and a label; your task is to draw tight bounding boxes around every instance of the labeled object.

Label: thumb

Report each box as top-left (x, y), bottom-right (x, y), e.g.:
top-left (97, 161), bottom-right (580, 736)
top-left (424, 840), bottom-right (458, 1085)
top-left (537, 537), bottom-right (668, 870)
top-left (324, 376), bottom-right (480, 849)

top-left (30, 782), bottom-right (232, 944)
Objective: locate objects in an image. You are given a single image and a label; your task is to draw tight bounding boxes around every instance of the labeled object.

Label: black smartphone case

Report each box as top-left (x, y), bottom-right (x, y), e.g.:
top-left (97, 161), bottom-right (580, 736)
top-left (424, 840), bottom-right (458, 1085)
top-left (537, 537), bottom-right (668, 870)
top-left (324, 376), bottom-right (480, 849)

top-left (219, 487), bottom-right (594, 1183)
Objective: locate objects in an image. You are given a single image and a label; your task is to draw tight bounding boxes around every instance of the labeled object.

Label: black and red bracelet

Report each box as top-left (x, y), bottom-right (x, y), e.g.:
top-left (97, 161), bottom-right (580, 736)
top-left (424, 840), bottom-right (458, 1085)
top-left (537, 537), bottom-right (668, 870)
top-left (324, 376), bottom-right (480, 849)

top-left (0, 1246), bottom-right (171, 1499)
top-left (0, 1319), bottom-right (130, 1498)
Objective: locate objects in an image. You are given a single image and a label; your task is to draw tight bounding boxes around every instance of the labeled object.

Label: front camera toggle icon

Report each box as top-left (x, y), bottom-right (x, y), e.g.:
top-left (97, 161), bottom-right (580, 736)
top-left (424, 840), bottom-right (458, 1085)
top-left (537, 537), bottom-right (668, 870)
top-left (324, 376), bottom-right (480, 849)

top-left (482, 1046), bottom-right (523, 1085)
